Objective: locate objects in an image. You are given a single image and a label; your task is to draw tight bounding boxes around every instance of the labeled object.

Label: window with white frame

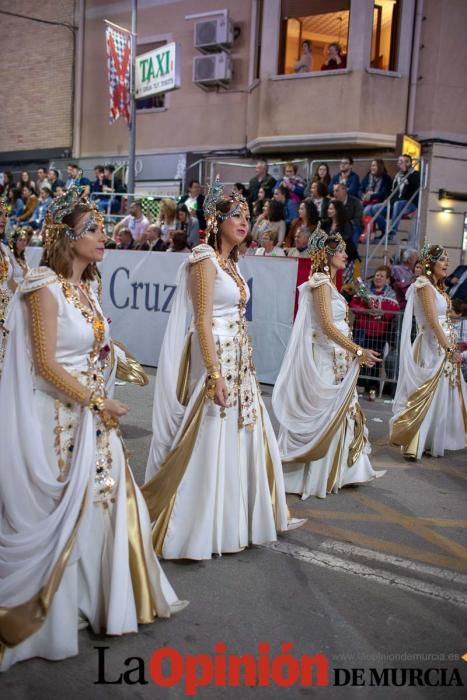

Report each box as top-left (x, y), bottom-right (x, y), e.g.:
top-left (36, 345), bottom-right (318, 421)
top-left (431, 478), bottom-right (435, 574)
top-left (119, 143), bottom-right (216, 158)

top-left (279, 0), bottom-right (350, 75)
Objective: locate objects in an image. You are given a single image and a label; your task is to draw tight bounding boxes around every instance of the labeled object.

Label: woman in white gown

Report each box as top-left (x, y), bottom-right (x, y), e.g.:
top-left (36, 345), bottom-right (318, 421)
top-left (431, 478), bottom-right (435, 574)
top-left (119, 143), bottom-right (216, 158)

top-left (143, 178), bottom-right (303, 560)
top-left (390, 243), bottom-right (467, 458)
top-left (0, 188), bottom-right (186, 672)
top-left (7, 226), bottom-right (31, 291)
top-left (272, 227), bottom-right (385, 499)
top-left (0, 198), bottom-right (14, 377)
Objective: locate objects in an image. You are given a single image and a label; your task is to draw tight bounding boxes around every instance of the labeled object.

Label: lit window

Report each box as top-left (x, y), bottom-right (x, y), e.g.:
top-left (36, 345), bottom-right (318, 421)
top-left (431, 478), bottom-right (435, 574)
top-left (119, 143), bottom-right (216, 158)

top-left (136, 42), bottom-right (166, 111)
top-left (279, 1), bottom-right (350, 75)
top-left (370, 0), bottom-right (402, 71)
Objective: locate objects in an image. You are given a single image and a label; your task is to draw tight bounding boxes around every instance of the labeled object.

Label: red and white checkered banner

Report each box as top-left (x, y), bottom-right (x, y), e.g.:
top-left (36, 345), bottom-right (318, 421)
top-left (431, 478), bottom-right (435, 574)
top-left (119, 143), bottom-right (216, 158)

top-left (105, 25), bottom-right (131, 125)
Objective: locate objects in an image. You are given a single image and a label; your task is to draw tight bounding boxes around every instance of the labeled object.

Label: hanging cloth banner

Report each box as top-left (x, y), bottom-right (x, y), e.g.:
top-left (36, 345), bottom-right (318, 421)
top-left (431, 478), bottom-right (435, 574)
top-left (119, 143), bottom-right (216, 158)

top-left (105, 24), bottom-right (132, 125)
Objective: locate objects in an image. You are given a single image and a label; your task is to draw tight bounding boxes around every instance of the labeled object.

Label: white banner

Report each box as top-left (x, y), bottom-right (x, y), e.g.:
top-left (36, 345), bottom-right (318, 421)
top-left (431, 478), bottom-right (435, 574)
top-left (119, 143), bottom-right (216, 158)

top-left (26, 250), bottom-right (299, 383)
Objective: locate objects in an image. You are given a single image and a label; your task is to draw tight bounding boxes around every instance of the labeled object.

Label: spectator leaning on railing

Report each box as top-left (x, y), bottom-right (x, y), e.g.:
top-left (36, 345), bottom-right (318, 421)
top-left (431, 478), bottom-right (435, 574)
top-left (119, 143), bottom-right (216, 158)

top-left (350, 266), bottom-right (400, 395)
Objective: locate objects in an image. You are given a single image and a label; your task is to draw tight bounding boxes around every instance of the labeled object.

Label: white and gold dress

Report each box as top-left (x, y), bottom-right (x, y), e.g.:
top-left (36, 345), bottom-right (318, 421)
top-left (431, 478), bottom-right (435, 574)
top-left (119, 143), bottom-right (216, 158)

top-left (0, 242), bottom-right (13, 376)
top-left (144, 244), bottom-right (297, 560)
top-left (390, 275), bottom-right (467, 458)
top-left (0, 267), bottom-right (186, 672)
top-left (272, 272), bottom-right (385, 499)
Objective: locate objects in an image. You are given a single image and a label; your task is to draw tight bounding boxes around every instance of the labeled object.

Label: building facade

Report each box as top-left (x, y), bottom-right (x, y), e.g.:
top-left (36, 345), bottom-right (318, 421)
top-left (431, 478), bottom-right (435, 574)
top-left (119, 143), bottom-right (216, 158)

top-left (1, 0), bottom-right (466, 261)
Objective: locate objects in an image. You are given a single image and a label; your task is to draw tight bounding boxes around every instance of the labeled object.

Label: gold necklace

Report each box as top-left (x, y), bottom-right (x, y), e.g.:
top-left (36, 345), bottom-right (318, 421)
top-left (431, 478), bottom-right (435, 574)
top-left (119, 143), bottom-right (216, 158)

top-left (0, 247), bottom-right (9, 284)
top-left (59, 276), bottom-right (105, 357)
top-left (215, 253), bottom-right (247, 314)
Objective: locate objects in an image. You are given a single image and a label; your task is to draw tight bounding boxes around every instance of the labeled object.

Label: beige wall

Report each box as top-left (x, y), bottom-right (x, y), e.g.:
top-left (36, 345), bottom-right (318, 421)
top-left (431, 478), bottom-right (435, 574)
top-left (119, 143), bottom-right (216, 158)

top-left (422, 143), bottom-right (467, 266)
top-left (413, 0), bottom-right (467, 142)
top-left (0, 0), bottom-right (74, 154)
top-left (79, 0), bottom-right (252, 156)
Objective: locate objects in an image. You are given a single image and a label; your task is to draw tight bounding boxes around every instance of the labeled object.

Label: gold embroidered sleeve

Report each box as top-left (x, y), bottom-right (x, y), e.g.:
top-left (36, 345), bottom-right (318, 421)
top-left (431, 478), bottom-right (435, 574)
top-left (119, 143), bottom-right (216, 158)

top-left (313, 284), bottom-right (360, 355)
top-left (418, 285), bottom-right (449, 349)
top-left (27, 290), bottom-right (90, 404)
top-left (190, 258), bottom-right (220, 376)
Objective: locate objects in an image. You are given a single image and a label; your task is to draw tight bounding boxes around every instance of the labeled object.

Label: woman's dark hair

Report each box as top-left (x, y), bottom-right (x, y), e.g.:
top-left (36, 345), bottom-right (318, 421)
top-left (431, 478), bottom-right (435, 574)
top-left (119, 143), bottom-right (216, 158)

top-left (302, 198), bottom-right (319, 227)
top-left (328, 200), bottom-right (347, 233)
top-left (234, 182), bottom-right (248, 196)
top-left (370, 159), bottom-right (387, 178)
top-left (267, 199), bottom-right (284, 222)
top-left (302, 40), bottom-right (312, 50)
top-left (206, 199), bottom-right (241, 261)
top-left (253, 198), bottom-right (265, 218)
top-left (313, 181), bottom-right (328, 198)
top-left (9, 187), bottom-right (22, 203)
top-left (425, 245), bottom-right (447, 292)
top-left (313, 162), bottom-right (331, 186)
top-left (171, 231), bottom-right (188, 252)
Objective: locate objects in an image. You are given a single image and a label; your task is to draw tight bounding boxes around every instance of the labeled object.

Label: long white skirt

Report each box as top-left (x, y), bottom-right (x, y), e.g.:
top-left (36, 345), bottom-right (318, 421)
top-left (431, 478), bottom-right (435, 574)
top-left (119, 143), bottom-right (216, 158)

top-left (282, 343), bottom-right (383, 500)
top-left (1, 389), bottom-right (186, 672)
top-left (145, 322), bottom-right (291, 561)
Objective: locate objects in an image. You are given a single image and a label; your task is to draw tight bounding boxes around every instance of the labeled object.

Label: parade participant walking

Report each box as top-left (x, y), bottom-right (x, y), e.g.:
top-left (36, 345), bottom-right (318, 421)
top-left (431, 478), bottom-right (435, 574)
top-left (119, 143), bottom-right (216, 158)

top-left (273, 227), bottom-right (385, 499)
top-left (0, 187), bottom-right (186, 672)
top-left (390, 243), bottom-right (467, 459)
top-left (143, 178), bottom-right (303, 560)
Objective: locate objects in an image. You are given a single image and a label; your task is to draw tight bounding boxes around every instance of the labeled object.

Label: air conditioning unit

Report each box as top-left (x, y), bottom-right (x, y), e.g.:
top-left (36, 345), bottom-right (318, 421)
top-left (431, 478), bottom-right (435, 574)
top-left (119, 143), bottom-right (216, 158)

top-left (193, 52), bottom-right (232, 88)
top-left (194, 16), bottom-right (233, 53)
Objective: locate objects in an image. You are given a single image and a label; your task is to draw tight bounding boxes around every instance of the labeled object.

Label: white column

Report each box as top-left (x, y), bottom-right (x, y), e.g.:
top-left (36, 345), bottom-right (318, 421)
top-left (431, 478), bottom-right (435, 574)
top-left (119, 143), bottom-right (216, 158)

top-left (346, 0), bottom-right (373, 71)
top-left (259, 0), bottom-right (281, 78)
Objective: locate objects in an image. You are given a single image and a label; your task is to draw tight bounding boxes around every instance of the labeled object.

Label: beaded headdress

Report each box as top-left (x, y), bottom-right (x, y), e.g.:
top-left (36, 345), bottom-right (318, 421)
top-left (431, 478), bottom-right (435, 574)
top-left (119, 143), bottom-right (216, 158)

top-left (0, 196), bottom-right (8, 216)
top-left (308, 225), bottom-right (346, 272)
top-left (43, 186), bottom-right (103, 250)
top-left (9, 226), bottom-right (32, 250)
top-left (419, 242), bottom-right (447, 276)
top-left (203, 175), bottom-right (248, 245)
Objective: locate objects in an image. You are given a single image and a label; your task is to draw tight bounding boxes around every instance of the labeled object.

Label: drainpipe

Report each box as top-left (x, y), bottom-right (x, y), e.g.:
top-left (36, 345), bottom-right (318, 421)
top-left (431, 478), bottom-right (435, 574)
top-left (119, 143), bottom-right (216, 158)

top-left (406, 0), bottom-right (424, 135)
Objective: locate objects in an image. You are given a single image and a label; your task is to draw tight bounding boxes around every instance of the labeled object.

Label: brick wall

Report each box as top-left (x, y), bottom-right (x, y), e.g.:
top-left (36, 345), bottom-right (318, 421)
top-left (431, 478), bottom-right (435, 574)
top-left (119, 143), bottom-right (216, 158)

top-left (0, 0), bottom-right (74, 154)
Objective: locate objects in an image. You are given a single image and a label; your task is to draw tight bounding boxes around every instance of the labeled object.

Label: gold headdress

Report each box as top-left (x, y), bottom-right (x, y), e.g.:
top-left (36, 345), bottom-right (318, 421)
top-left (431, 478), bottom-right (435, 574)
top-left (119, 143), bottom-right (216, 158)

top-left (42, 185), bottom-right (103, 250)
top-left (0, 196), bottom-right (9, 216)
top-left (307, 225), bottom-right (346, 273)
top-left (9, 226), bottom-right (32, 251)
top-left (419, 242), bottom-right (447, 277)
top-left (203, 175), bottom-right (248, 248)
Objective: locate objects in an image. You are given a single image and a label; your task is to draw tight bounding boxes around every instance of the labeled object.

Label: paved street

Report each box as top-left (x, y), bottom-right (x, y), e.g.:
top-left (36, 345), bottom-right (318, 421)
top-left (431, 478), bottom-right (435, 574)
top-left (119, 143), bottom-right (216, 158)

top-left (2, 370), bottom-right (466, 699)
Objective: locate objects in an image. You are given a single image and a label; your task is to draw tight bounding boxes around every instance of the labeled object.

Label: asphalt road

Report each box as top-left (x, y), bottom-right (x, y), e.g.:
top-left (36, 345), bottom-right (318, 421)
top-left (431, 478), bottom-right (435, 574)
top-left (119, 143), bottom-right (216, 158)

top-left (2, 370), bottom-right (466, 700)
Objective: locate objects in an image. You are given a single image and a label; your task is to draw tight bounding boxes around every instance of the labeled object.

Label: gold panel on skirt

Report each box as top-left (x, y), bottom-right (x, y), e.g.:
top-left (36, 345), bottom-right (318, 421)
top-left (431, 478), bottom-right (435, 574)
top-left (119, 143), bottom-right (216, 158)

top-left (141, 388), bottom-right (206, 555)
top-left (282, 372), bottom-right (358, 464)
top-left (176, 334), bottom-right (192, 406)
top-left (348, 402), bottom-right (366, 466)
top-left (0, 492), bottom-right (88, 652)
top-left (390, 360), bottom-right (446, 451)
top-left (326, 429), bottom-right (345, 493)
